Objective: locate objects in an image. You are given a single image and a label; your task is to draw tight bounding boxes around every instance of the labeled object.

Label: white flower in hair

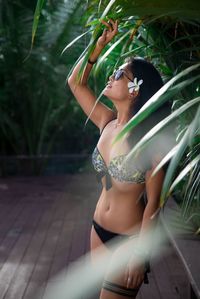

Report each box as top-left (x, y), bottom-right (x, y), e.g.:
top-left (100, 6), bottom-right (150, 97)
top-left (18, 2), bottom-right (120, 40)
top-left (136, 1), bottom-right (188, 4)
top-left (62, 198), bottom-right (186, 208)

top-left (128, 77), bottom-right (143, 93)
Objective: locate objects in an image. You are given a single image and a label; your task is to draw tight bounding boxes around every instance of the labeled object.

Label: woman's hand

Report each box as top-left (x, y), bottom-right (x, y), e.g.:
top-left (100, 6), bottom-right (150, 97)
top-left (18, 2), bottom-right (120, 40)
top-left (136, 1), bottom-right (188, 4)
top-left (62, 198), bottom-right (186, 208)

top-left (97, 19), bottom-right (118, 48)
top-left (124, 257), bottom-right (146, 289)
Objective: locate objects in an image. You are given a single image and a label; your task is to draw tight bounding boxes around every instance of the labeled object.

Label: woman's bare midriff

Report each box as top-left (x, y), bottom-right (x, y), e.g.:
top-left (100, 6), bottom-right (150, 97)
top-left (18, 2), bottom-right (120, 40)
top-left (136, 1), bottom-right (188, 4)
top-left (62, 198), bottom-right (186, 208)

top-left (93, 177), bottom-right (145, 236)
top-left (93, 120), bottom-right (146, 236)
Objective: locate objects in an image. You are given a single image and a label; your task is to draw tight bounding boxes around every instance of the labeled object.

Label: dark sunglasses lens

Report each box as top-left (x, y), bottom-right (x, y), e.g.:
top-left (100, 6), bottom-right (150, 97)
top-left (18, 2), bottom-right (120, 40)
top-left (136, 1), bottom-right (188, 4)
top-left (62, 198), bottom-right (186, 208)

top-left (114, 69), bottom-right (123, 80)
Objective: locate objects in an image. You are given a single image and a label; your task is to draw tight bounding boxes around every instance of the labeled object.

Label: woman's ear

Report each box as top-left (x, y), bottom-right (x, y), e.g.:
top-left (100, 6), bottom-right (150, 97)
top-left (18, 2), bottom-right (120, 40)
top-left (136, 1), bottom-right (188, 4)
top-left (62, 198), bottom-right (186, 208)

top-left (129, 90), bottom-right (139, 99)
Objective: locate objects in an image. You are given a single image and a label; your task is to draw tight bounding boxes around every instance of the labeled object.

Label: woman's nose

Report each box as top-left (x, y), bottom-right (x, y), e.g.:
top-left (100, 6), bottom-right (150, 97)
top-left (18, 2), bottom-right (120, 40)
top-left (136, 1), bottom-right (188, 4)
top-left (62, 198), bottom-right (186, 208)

top-left (109, 74), bottom-right (114, 81)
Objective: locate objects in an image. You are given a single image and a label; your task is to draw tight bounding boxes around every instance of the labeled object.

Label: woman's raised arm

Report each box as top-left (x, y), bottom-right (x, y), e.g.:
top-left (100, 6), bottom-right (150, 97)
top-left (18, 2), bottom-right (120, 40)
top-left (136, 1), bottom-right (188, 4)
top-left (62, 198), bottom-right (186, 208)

top-left (67, 19), bottom-right (118, 131)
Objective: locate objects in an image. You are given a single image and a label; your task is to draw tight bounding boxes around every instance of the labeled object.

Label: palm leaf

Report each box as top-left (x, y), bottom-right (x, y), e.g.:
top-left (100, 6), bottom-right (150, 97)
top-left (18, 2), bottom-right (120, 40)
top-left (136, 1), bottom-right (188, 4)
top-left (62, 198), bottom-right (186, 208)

top-left (42, 0), bottom-right (83, 48)
top-left (152, 144), bottom-right (179, 176)
top-left (94, 30), bottom-right (131, 73)
top-left (188, 105), bottom-right (200, 145)
top-left (101, 0), bottom-right (117, 18)
top-left (61, 29), bottom-right (92, 55)
top-left (113, 63), bottom-right (200, 144)
top-left (31, 0), bottom-right (46, 47)
top-left (169, 154), bottom-right (200, 193)
top-left (182, 166), bottom-right (200, 218)
top-left (160, 112), bottom-right (199, 204)
top-left (115, 0), bottom-right (200, 19)
top-left (66, 44), bottom-right (91, 81)
top-left (75, 0), bottom-right (123, 82)
top-left (84, 88), bottom-right (106, 127)
top-left (124, 97), bottom-right (200, 162)
top-left (165, 209), bottom-right (195, 233)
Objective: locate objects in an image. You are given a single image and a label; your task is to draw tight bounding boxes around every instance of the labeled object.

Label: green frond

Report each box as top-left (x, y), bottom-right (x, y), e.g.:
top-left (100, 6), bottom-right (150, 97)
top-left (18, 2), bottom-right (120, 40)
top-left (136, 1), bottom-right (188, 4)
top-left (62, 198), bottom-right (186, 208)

top-left (31, 0), bottom-right (46, 47)
top-left (125, 97), bottom-right (200, 163)
top-left (160, 109), bottom-right (200, 205)
top-left (113, 63), bottom-right (200, 145)
top-left (169, 155), bottom-right (200, 193)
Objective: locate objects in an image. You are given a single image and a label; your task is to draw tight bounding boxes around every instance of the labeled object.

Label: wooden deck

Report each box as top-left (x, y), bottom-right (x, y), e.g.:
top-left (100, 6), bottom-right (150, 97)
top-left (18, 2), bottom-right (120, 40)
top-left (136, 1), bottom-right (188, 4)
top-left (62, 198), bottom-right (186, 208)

top-left (0, 172), bottom-right (189, 299)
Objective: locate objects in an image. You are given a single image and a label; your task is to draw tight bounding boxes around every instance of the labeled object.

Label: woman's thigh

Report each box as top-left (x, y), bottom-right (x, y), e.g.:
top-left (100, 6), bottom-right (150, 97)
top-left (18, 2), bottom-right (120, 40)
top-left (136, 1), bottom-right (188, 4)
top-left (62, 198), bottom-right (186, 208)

top-left (90, 226), bottom-right (111, 263)
top-left (89, 226), bottom-right (113, 298)
top-left (90, 228), bottom-right (143, 299)
top-left (99, 239), bottom-right (143, 299)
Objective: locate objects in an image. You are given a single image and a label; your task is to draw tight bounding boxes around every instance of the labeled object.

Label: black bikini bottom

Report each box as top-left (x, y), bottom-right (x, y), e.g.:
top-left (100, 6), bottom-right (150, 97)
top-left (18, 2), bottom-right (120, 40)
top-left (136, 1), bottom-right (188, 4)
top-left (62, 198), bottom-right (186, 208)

top-left (92, 219), bottom-right (128, 243)
top-left (92, 219), bottom-right (150, 284)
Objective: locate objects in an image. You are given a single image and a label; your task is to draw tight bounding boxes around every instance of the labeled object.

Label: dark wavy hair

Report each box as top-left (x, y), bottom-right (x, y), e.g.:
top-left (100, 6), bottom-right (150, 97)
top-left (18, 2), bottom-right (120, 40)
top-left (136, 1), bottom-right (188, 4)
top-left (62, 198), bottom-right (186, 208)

top-left (125, 57), bottom-right (173, 171)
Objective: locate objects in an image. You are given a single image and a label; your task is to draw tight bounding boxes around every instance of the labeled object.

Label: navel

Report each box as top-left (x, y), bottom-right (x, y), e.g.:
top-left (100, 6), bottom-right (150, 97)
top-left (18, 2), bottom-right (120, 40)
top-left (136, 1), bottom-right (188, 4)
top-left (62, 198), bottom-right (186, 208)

top-left (105, 204), bottom-right (110, 212)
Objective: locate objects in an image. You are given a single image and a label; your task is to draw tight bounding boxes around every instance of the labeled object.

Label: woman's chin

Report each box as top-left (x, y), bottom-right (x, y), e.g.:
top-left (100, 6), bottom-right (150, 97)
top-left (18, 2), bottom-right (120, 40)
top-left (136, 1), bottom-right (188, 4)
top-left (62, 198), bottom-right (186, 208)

top-left (103, 87), bottom-right (112, 98)
top-left (103, 86), bottom-right (109, 94)
top-left (103, 88), bottom-right (119, 103)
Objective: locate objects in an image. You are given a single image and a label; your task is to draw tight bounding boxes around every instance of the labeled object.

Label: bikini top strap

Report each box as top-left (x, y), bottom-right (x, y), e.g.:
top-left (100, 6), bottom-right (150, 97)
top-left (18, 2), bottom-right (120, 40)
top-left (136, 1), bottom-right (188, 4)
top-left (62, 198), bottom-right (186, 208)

top-left (100, 118), bottom-right (115, 135)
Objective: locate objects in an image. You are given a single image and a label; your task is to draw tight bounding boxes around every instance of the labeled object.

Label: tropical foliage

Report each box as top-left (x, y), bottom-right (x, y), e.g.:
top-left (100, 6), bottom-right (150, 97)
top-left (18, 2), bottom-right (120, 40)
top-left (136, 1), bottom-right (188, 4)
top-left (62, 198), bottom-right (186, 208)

top-left (50, 0), bottom-right (199, 231)
top-left (2, 0), bottom-right (200, 231)
top-left (0, 0), bottom-right (98, 175)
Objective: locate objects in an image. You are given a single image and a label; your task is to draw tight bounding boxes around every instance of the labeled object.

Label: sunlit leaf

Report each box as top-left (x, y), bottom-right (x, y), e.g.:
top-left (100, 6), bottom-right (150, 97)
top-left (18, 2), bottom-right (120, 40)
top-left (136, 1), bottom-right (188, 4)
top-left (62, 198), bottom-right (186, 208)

top-left (31, 0), bottom-right (46, 47)
top-left (61, 29), bottom-right (92, 55)
top-left (101, 0), bottom-right (117, 19)
top-left (152, 144), bottom-right (179, 176)
top-left (188, 105), bottom-right (200, 145)
top-left (94, 30), bottom-right (131, 73)
top-left (113, 63), bottom-right (200, 144)
top-left (160, 112), bottom-right (199, 205)
top-left (182, 168), bottom-right (200, 217)
top-left (125, 97), bottom-right (200, 162)
top-left (169, 154), bottom-right (200, 192)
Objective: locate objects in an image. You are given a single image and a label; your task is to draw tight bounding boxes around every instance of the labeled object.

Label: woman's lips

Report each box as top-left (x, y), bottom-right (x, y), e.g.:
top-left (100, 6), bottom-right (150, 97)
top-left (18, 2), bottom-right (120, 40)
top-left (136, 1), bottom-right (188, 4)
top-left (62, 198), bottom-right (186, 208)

top-left (106, 82), bottom-right (112, 88)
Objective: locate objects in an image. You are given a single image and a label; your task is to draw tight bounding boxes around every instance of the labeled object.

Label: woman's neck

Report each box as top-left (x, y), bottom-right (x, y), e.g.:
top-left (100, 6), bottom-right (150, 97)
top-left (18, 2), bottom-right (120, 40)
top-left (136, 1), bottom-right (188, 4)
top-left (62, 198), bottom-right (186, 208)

top-left (115, 111), bottom-right (132, 127)
top-left (114, 100), bottom-right (133, 127)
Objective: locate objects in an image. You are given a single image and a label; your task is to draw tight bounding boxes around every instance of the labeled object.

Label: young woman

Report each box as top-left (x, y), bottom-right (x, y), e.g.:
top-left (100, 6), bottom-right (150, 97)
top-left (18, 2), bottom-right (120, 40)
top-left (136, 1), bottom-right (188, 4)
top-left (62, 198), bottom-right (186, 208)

top-left (68, 19), bottom-right (170, 299)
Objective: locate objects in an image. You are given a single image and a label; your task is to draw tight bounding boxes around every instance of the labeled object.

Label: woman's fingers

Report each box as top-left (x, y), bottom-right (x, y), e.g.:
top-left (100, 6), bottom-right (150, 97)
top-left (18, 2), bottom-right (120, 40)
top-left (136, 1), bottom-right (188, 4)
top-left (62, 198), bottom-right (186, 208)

top-left (100, 19), bottom-right (118, 33)
top-left (101, 28), bottom-right (107, 39)
top-left (101, 19), bottom-right (113, 32)
top-left (126, 274), bottom-right (142, 289)
top-left (127, 276), bottom-right (132, 288)
top-left (109, 19), bottom-right (118, 33)
top-left (124, 267), bottom-right (129, 285)
top-left (125, 268), bottom-right (144, 289)
top-left (132, 274), bottom-right (144, 288)
top-left (97, 19), bottom-right (118, 47)
top-left (125, 267), bottom-right (134, 288)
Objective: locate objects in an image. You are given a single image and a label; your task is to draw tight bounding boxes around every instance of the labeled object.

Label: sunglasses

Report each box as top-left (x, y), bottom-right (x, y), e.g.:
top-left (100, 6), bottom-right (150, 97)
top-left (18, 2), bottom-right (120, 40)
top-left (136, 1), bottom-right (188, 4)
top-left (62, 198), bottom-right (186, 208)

top-left (112, 69), bottom-right (133, 82)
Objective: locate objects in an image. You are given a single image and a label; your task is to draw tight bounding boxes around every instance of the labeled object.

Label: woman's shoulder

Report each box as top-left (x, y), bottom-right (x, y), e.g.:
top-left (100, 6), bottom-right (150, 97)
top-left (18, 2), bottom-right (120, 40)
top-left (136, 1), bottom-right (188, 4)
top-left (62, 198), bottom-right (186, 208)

top-left (99, 116), bottom-right (116, 135)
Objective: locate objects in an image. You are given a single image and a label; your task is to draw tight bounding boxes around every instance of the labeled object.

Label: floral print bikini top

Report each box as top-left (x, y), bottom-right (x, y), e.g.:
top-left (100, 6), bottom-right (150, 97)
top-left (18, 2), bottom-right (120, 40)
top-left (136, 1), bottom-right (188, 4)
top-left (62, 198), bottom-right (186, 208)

top-left (92, 146), bottom-right (145, 190)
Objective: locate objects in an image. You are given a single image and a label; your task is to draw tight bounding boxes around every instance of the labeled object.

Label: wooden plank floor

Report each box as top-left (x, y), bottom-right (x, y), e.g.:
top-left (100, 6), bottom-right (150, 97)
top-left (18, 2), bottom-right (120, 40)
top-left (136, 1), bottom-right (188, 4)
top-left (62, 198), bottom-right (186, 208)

top-left (0, 172), bottom-right (189, 299)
